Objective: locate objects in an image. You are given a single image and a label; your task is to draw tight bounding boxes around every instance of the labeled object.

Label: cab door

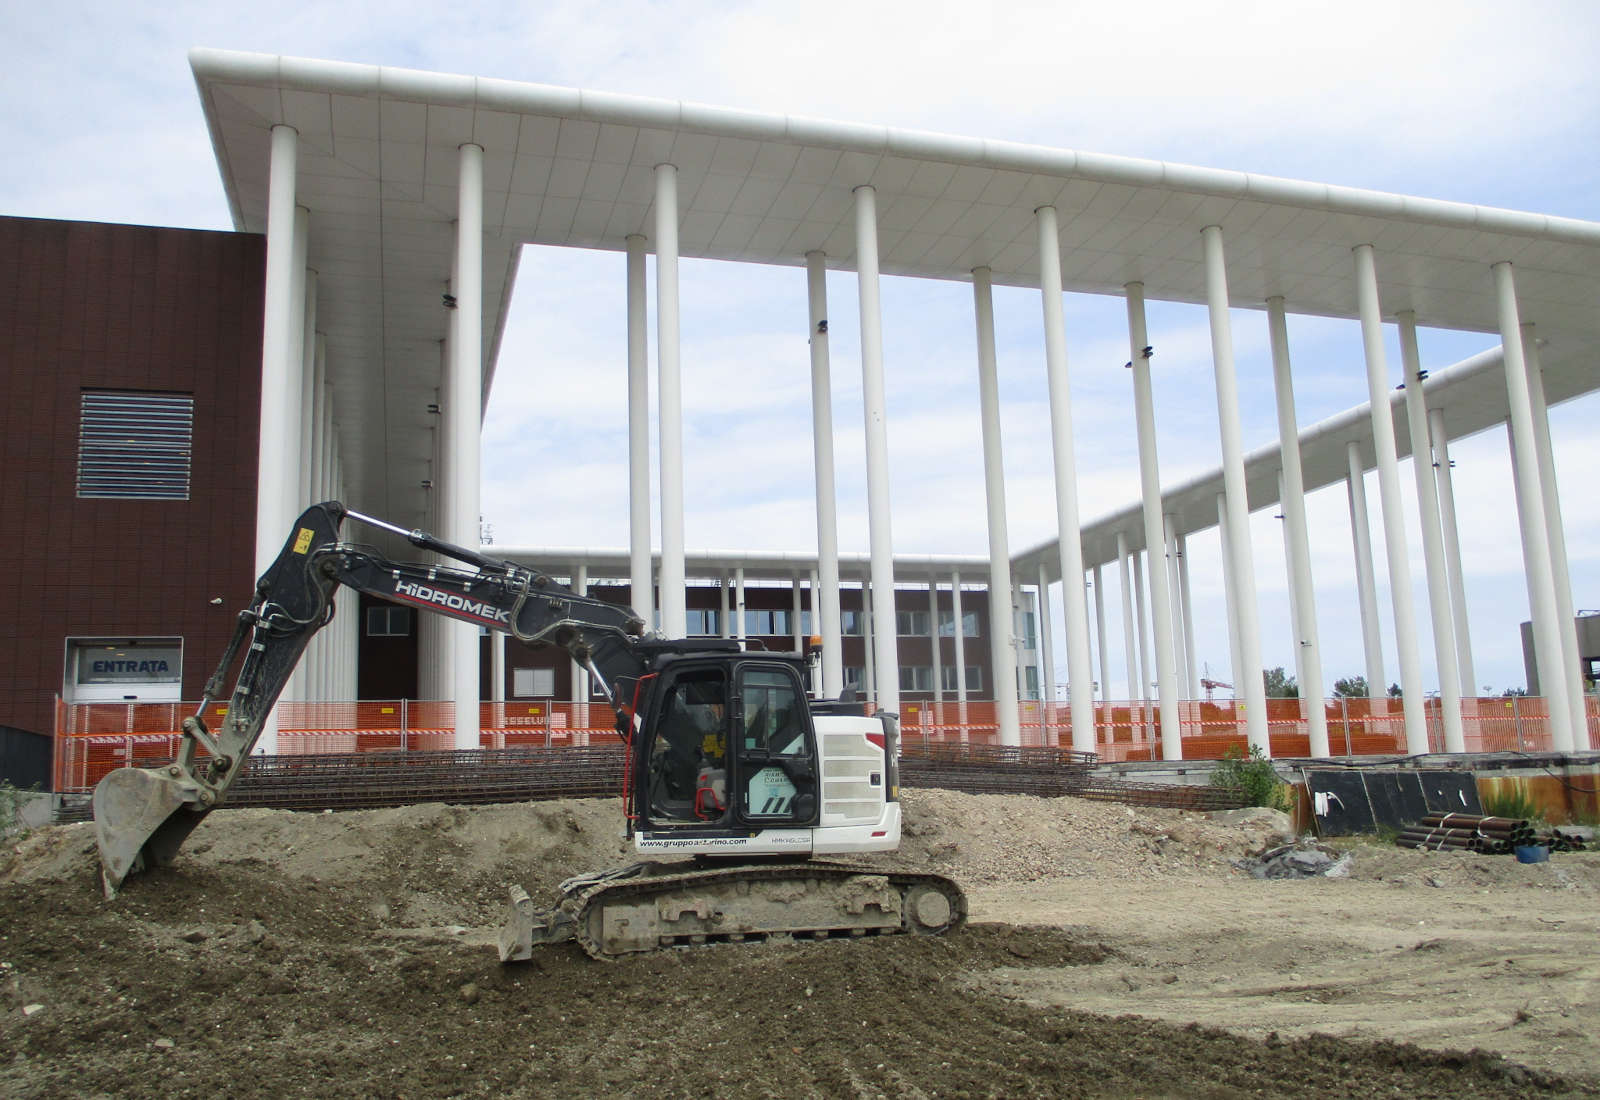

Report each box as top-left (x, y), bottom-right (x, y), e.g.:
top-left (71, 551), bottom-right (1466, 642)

top-left (732, 663), bottom-right (819, 827)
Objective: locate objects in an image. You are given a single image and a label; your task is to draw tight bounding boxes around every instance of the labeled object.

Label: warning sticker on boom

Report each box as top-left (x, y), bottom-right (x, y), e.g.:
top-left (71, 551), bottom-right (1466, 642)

top-left (292, 527), bottom-right (315, 555)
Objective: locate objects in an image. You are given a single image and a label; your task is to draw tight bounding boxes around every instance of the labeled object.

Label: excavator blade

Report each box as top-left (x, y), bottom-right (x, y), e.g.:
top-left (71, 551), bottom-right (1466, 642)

top-left (498, 884), bottom-right (578, 961)
top-left (93, 766), bottom-right (209, 898)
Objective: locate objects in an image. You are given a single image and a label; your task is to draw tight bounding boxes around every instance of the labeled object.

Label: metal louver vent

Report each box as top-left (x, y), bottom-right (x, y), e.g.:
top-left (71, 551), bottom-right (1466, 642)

top-left (77, 391), bottom-right (195, 500)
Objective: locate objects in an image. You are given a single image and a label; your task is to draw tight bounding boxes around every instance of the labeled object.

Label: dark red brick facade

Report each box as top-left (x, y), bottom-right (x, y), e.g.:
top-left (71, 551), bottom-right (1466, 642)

top-left (0, 217), bottom-right (265, 735)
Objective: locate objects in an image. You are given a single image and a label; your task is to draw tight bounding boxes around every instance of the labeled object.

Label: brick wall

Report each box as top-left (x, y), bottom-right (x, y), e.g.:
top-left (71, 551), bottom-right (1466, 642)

top-left (0, 216), bottom-right (265, 734)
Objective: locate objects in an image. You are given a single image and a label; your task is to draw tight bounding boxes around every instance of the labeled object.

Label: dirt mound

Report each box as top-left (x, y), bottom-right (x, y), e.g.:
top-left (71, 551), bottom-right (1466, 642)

top-left (2, 791), bottom-right (1597, 1098)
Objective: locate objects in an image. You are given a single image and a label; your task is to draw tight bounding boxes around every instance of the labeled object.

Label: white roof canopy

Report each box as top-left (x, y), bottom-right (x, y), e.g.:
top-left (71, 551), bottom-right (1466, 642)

top-left (191, 49), bottom-right (1600, 540)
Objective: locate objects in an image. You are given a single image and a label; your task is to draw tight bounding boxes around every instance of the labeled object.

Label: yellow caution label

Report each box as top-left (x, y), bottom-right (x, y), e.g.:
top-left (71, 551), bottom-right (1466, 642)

top-left (292, 527), bottom-right (315, 555)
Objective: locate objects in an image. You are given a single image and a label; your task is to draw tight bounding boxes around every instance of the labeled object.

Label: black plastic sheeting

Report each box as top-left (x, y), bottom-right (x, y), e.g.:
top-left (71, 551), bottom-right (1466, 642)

top-left (0, 726), bottom-right (51, 791)
top-left (1305, 768), bottom-right (1480, 835)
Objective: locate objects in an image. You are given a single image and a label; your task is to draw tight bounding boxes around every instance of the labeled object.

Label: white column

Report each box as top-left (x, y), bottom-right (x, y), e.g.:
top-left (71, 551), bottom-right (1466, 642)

top-left (1523, 326), bottom-right (1586, 747)
top-left (626, 235), bottom-right (653, 627)
top-left (1217, 493), bottom-right (1245, 692)
top-left (1124, 283), bottom-right (1183, 757)
top-left (1494, 264), bottom-right (1573, 751)
top-left (1117, 533), bottom-right (1138, 701)
top-left (1346, 443), bottom-right (1387, 697)
top-left (928, 580), bottom-right (943, 707)
top-left (853, 186), bottom-right (902, 714)
top-left (279, 209), bottom-right (311, 712)
top-left (862, 585), bottom-right (877, 701)
top-left (972, 267), bottom-right (1021, 745)
top-left (491, 631), bottom-right (505, 703)
top-left (792, 574), bottom-right (804, 653)
top-left (1278, 470), bottom-right (1308, 698)
top-left (1201, 228), bottom-right (1269, 755)
top-left (253, 124), bottom-right (300, 754)
top-left (719, 572), bottom-right (730, 638)
top-left (1353, 245), bottom-right (1427, 754)
top-left (1036, 564), bottom-right (1055, 705)
top-left (1398, 312), bottom-right (1465, 752)
top-left (312, 334), bottom-right (332, 703)
top-left (1163, 514), bottom-right (1186, 697)
top-left (655, 165), bottom-right (686, 639)
top-left (806, 251), bottom-right (844, 696)
top-left (735, 566), bottom-right (747, 642)
top-left (1178, 535), bottom-right (1199, 700)
top-left (1267, 298), bottom-right (1329, 756)
top-left (1131, 551), bottom-right (1152, 741)
top-left (1131, 552), bottom-right (1151, 702)
top-left (294, 276), bottom-right (319, 705)
top-left (447, 143), bottom-right (484, 751)
top-left (809, 568), bottom-right (823, 697)
top-left (570, 563), bottom-right (589, 703)
top-left (1092, 565), bottom-right (1112, 705)
top-left (1036, 207), bottom-right (1096, 752)
top-left (951, 571), bottom-right (969, 704)
top-left (1429, 407), bottom-right (1476, 696)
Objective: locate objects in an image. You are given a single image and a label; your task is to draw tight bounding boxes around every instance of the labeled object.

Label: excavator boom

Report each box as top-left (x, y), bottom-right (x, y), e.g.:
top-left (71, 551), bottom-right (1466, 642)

top-left (94, 502), bottom-right (648, 895)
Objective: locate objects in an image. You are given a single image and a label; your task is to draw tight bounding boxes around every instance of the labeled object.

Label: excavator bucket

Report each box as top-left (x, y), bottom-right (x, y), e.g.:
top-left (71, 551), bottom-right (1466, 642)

top-left (93, 766), bottom-right (208, 897)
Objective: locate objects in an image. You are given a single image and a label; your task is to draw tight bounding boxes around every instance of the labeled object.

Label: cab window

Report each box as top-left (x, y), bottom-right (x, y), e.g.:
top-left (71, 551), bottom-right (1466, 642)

top-left (740, 668), bottom-right (806, 757)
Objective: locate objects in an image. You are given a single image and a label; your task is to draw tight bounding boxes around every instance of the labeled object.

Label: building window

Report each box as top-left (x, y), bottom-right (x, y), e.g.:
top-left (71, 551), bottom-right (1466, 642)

top-left (77, 390), bottom-right (195, 500)
top-left (366, 606), bottom-right (412, 637)
top-left (686, 609), bottom-right (720, 636)
top-left (937, 610), bottom-right (982, 638)
top-left (1021, 611), bottom-right (1037, 650)
top-left (743, 609), bottom-right (793, 636)
top-left (843, 666), bottom-right (864, 688)
top-left (940, 665), bottom-right (983, 693)
top-left (1023, 665), bottom-right (1040, 700)
top-left (513, 668), bottom-right (556, 697)
top-left (896, 611), bottom-right (931, 637)
top-left (898, 665), bottom-right (933, 692)
top-left (841, 610), bottom-right (866, 636)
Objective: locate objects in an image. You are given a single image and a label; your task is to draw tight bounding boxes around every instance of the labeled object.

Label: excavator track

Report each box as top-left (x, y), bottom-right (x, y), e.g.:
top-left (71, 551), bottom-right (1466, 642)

top-left (559, 861), bottom-right (966, 961)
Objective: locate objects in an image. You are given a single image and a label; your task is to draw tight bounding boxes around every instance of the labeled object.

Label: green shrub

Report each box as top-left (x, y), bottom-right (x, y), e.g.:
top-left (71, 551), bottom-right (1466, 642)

top-left (1209, 745), bottom-right (1291, 813)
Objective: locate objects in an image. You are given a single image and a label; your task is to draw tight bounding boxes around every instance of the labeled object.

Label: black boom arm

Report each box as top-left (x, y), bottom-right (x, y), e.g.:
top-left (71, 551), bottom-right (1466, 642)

top-left (182, 502), bottom-right (650, 799)
top-left (93, 501), bottom-right (657, 893)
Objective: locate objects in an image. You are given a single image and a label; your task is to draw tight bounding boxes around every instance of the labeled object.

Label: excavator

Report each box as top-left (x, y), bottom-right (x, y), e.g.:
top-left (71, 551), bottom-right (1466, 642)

top-left (92, 502), bottom-right (966, 960)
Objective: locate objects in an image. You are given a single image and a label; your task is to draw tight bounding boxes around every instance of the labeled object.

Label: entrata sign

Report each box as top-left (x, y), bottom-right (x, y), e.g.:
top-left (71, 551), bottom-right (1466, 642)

top-left (75, 644), bottom-right (182, 685)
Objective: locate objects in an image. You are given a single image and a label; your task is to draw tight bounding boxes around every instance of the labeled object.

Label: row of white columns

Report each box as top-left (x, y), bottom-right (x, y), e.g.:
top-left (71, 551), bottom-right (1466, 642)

top-left (1075, 238), bottom-right (1587, 757)
top-left (259, 126), bottom-right (1587, 758)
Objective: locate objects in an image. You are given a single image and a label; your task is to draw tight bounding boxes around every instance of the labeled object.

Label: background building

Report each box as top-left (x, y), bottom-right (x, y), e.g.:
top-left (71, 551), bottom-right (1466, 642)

top-left (0, 216), bottom-right (264, 736)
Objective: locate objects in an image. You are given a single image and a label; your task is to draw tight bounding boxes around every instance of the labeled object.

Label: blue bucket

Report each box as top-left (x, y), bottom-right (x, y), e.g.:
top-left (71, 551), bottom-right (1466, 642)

top-left (1514, 844), bottom-right (1549, 864)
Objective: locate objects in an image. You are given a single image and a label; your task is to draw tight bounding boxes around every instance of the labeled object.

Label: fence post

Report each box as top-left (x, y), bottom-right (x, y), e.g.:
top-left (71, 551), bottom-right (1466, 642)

top-left (1513, 695), bottom-right (1523, 752)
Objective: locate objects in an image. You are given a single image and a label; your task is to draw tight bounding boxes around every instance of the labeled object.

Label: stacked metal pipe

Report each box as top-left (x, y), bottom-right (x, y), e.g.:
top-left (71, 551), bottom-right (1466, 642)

top-left (1397, 812), bottom-right (1535, 854)
top-left (1394, 812), bottom-right (1588, 854)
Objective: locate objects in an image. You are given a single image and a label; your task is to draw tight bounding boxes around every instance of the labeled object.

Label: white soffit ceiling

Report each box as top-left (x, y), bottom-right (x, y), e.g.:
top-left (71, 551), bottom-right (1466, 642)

top-left (190, 50), bottom-right (1600, 535)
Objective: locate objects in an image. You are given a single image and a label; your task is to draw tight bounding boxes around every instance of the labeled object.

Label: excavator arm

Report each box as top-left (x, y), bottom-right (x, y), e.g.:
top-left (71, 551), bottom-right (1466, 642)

top-left (93, 501), bottom-right (649, 895)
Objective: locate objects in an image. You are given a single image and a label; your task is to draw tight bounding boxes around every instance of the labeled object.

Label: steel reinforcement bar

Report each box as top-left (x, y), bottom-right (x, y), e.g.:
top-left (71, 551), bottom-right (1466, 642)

top-left (59, 744), bottom-right (1251, 819)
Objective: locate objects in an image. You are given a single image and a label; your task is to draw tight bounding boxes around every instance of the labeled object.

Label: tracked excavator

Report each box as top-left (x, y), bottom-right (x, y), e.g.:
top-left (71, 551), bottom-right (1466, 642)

top-left (92, 502), bottom-right (966, 960)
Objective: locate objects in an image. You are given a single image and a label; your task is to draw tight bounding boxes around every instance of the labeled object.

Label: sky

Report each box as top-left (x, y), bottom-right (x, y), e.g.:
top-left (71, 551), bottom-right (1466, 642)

top-left (4, 1), bottom-right (1598, 699)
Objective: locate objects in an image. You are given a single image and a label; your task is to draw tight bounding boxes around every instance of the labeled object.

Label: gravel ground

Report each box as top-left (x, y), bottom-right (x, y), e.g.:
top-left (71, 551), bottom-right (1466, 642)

top-left (2, 789), bottom-right (1597, 1098)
